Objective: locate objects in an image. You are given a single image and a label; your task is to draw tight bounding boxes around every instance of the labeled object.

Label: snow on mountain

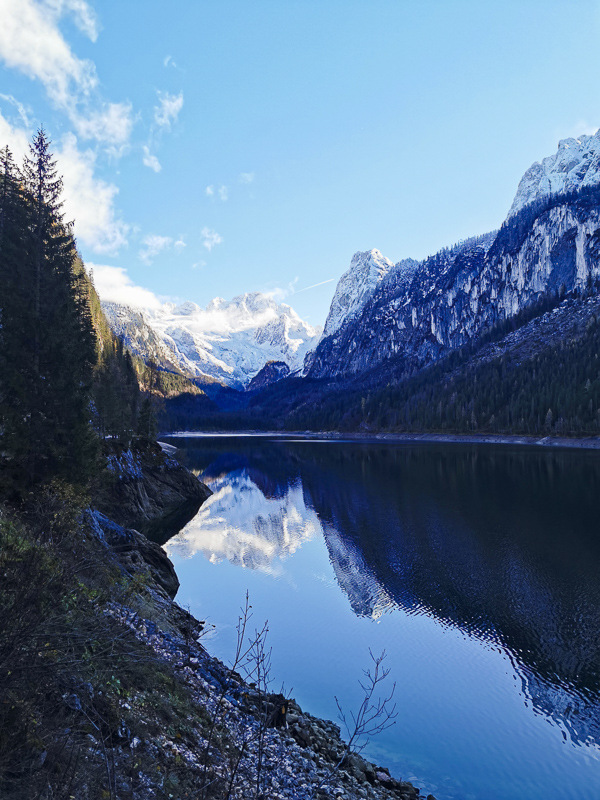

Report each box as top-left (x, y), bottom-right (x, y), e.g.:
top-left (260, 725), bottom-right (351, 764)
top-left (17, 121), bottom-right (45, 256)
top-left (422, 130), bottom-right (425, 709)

top-left (508, 128), bottom-right (600, 217)
top-left (322, 249), bottom-right (394, 337)
top-left (102, 291), bottom-right (322, 389)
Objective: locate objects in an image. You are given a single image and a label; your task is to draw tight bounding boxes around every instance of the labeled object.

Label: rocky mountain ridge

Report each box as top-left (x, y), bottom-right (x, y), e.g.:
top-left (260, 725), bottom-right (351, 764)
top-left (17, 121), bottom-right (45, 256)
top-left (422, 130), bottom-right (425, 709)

top-left (307, 132), bottom-right (600, 382)
top-left (102, 292), bottom-right (322, 389)
top-left (101, 131), bottom-right (600, 398)
top-left (508, 129), bottom-right (600, 217)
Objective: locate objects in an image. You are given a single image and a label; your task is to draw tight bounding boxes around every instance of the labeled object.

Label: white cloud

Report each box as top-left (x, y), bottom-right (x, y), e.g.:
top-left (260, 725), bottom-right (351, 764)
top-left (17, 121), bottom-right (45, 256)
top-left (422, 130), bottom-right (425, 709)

top-left (191, 260), bottom-right (207, 270)
top-left (45, 0), bottom-right (100, 42)
top-left (0, 109), bottom-right (31, 161)
top-left (87, 263), bottom-right (161, 309)
top-left (154, 90), bottom-right (183, 129)
top-left (0, 0), bottom-right (97, 110)
top-left (174, 238), bottom-right (186, 251)
top-left (163, 55), bottom-right (176, 68)
top-left (142, 145), bottom-right (161, 172)
top-left (73, 101), bottom-right (134, 146)
top-left (58, 132), bottom-right (129, 253)
top-left (205, 185), bottom-right (214, 197)
top-left (0, 0), bottom-right (134, 149)
top-left (218, 185), bottom-right (228, 202)
top-left (139, 233), bottom-right (172, 264)
top-left (201, 227), bottom-right (223, 251)
top-left (239, 172), bottom-right (254, 184)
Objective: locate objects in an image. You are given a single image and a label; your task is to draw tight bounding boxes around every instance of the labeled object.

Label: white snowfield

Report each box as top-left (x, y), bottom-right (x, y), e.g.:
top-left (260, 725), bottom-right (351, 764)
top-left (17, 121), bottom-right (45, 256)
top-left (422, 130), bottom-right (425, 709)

top-left (102, 292), bottom-right (322, 389)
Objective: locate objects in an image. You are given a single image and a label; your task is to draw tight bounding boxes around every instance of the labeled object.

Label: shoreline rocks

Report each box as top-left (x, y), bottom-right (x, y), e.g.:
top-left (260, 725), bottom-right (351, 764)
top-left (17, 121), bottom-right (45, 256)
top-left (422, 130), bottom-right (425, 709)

top-left (85, 443), bottom-right (437, 798)
top-left (105, 591), bottom-right (436, 800)
top-left (88, 509), bottom-right (181, 598)
top-left (94, 438), bottom-right (212, 541)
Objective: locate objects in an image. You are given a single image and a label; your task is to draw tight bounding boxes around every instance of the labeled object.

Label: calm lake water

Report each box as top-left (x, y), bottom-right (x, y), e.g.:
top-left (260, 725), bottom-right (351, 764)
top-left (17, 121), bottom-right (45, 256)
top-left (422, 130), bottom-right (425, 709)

top-left (159, 435), bottom-right (600, 800)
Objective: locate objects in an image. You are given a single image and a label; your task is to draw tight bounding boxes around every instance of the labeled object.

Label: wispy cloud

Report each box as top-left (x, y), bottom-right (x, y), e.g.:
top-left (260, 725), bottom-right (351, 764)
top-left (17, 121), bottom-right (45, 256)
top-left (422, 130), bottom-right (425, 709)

top-left (263, 277), bottom-right (299, 303)
top-left (154, 90), bottom-right (183, 129)
top-left (88, 263), bottom-right (161, 309)
top-left (142, 145), bottom-right (161, 172)
top-left (74, 101), bottom-right (134, 146)
top-left (163, 54), bottom-right (176, 68)
top-left (0, 0), bottom-right (133, 148)
top-left (206, 184), bottom-right (228, 201)
top-left (45, 0), bottom-right (100, 42)
top-left (201, 227), bottom-right (223, 251)
top-left (0, 93), bottom-right (32, 127)
top-left (139, 233), bottom-right (172, 264)
top-left (138, 233), bottom-right (187, 263)
top-left (0, 108), bottom-right (33, 160)
top-left (239, 172), bottom-right (254, 184)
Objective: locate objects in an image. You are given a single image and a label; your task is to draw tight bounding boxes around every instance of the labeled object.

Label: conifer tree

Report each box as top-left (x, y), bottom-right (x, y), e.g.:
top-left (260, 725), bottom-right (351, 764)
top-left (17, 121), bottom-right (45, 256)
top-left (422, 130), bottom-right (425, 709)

top-left (0, 130), bottom-right (98, 495)
top-left (137, 396), bottom-right (158, 441)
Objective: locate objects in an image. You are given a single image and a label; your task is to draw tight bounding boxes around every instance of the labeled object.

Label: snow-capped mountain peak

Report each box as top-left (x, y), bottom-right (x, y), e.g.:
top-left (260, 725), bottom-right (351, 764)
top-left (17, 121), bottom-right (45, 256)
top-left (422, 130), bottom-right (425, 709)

top-left (323, 248), bottom-right (394, 337)
top-left (173, 300), bottom-right (201, 316)
top-left (508, 128), bottom-right (600, 217)
top-left (102, 291), bottom-right (322, 389)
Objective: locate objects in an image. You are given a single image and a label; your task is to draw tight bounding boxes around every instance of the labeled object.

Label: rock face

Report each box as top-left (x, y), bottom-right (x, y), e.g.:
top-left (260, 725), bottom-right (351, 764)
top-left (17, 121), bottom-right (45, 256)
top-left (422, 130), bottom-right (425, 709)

top-left (102, 292), bottom-right (322, 389)
top-left (309, 194), bottom-right (600, 381)
top-left (508, 129), bottom-right (600, 217)
top-left (323, 249), bottom-right (396, 337)
top-left (88, 510), bottom-right (181, 598)
top-left (95, 440), bottom-right (212, 540)
top-left (307, 132), bottom-right (600, 383)
top-left (247, 360), bottom-right (291, 391)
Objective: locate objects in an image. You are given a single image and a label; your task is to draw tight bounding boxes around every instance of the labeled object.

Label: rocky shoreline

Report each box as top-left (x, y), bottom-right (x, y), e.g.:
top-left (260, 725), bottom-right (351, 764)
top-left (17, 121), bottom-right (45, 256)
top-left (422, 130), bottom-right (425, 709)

top-left (84, 442), bottom-right (435, 799)
top-left (101, 584), bottom-right (433, 800)
top-left (94, 439), bottom-right (212, 541)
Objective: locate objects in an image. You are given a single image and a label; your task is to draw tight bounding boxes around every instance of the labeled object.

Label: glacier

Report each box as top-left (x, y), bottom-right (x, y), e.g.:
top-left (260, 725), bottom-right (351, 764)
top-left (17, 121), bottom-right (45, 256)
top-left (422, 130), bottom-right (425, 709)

top-left (102, 291), bottom-right (322, 389)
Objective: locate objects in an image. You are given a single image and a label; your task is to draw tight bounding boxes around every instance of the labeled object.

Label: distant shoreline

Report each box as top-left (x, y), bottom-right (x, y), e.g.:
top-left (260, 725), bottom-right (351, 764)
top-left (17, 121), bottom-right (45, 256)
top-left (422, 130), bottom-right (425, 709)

top-left (163, 430), bottom-right (600, 451)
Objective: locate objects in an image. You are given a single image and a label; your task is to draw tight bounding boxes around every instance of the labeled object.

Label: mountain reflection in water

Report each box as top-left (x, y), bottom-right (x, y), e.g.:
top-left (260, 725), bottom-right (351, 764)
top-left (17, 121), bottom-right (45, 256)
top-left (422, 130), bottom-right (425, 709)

top-left (166, 470), bottom-right (319, 574)
top-left (165, 437), bottom-right (600, 751)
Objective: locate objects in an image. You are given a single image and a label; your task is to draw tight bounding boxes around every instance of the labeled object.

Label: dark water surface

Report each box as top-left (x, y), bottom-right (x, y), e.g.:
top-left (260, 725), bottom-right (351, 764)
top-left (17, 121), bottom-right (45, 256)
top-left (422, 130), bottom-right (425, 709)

top-left (160, 435), bottom-right (600, 800)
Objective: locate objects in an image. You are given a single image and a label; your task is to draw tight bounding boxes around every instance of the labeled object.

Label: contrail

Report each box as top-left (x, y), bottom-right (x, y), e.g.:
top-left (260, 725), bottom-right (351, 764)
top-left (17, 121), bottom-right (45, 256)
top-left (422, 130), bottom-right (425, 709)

top-left (295, 278), bottom-right (335, 293)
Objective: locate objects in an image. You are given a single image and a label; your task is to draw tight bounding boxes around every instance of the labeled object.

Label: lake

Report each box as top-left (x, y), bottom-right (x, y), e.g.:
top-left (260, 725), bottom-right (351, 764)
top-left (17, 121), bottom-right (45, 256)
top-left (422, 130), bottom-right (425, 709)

top-left (159, 435), bottom-right (600, 800)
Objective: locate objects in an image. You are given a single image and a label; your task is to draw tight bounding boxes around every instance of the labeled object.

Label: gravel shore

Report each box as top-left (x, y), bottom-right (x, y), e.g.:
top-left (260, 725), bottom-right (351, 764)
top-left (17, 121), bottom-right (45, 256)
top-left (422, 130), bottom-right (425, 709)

top-left (104, 591), bottom-right (435, 800)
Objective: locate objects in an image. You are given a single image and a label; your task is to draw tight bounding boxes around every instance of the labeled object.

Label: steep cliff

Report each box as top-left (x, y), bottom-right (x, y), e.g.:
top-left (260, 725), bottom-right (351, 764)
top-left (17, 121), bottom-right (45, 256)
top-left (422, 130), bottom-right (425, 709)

top-left (308, 190), bottom-right (600, 381)
top-left (94, 439), bottom-right (212, 542)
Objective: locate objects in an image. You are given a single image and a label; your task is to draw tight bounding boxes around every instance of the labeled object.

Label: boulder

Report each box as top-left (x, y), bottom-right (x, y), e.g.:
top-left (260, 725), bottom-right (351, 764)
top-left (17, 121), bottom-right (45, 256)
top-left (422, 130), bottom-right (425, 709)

top-left (95, 439), bottom-right (211, 543)
top-left (88, 510), bottom-right (180, 598)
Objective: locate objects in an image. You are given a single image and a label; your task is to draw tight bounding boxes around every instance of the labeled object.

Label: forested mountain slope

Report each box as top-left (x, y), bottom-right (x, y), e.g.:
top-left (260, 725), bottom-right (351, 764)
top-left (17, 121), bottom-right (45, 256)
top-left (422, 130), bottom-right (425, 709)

top-left (308, 131), bottom-right (600, 384)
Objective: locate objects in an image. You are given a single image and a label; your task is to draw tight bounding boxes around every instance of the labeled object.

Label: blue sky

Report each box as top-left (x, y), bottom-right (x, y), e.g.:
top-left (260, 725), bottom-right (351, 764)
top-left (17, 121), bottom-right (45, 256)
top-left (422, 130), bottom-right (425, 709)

top-left (1, 0), bottom-right (600, 325)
